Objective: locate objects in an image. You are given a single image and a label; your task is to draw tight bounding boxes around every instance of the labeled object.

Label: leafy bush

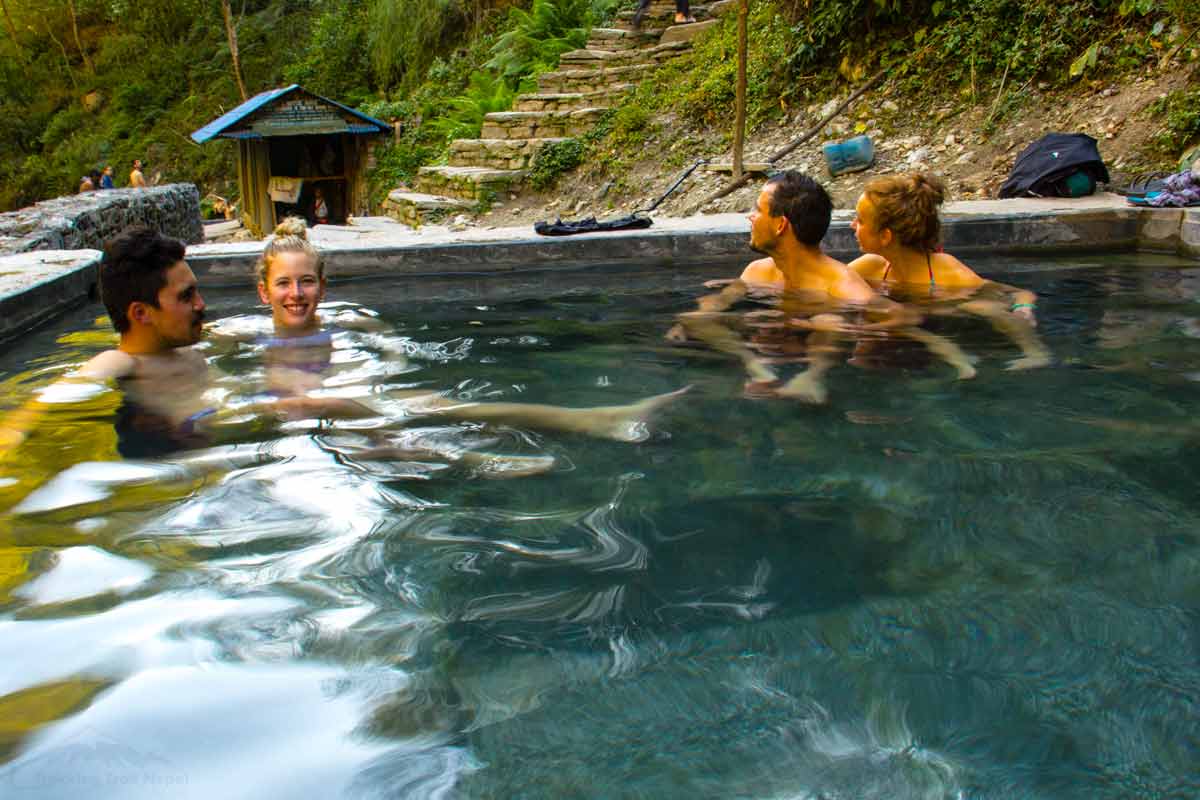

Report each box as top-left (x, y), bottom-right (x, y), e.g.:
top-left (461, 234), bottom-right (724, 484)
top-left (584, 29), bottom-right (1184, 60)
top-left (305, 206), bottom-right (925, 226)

top-left (528, 138), bottom-right (585, 188)
top-left (369, 0), bottom-right (486, 90)
top-left (427, 70), bottom-right (516, 142)
top-left (283, 1), bottom-right (372, 101)
top-left (486, 0), bottom-right (591, 82)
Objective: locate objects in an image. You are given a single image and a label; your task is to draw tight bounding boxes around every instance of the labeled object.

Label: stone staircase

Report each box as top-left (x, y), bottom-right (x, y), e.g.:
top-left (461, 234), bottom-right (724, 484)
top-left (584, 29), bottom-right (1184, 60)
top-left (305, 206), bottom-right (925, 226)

top-left (385, 1), bottom-right (725, 226)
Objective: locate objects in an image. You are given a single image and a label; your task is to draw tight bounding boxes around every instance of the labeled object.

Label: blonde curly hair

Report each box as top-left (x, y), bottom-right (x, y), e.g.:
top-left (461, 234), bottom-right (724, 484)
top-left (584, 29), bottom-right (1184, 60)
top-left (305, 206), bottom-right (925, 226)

top-left (862, 172), bottom-right (946, 253)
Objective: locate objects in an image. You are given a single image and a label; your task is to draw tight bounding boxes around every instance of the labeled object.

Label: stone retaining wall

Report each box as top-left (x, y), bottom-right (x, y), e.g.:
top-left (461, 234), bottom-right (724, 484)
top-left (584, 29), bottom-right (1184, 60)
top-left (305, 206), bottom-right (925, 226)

top-left (0, 184), bottom-right (203, 256)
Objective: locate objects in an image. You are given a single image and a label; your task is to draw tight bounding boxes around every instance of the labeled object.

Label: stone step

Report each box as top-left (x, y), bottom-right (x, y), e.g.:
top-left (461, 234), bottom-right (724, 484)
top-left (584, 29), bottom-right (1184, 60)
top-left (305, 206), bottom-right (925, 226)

top-left (614, 1), bottom-right (716, 29)
top-left (447, 137), bottom-right (570, 170)
top-left (538, 63), bottom-right (656, 93)
top-left (557, 40), bottom-right (691, 69)
top-left (480, 108), bottom-right (608, 140)
top-left (660, 18), bottom-right (720, 44)
top-left (585, 27), bottom-right (659, 51)
top-left (537, 42), bottom-right (690, 90)
top-left (415, 166), bottom-right (526, 202)
top-left (383, 190), bottom-right (478, 228)
top-left (514, 86), bottom-right (635, 113)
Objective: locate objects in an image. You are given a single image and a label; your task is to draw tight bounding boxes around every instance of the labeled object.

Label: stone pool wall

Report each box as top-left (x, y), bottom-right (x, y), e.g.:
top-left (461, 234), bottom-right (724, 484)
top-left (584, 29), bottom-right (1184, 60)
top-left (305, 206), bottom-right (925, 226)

top-left (0, 184), bottom-right (203, 257)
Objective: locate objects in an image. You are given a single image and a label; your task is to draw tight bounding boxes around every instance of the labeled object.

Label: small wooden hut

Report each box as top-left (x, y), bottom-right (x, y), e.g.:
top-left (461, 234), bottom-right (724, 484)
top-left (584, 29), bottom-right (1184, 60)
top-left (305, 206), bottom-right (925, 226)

top-left (191, 85), bottom-right (391, 237)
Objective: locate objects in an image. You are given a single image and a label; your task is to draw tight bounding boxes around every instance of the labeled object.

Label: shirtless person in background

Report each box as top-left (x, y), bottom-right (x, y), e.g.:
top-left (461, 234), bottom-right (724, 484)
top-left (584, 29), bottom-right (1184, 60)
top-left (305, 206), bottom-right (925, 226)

top-left (673, 171), bottom-right (974, 400)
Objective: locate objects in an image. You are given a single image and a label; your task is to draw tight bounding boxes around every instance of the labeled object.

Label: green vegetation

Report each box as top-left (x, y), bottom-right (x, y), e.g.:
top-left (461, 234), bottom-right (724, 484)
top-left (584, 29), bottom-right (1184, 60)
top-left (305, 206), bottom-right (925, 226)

top-left (1150, 86), bottom-right (1200, 156)
top-left (528, 138), bottom-right (586, 188)
top-left (0, 0), bottom-right (614, 211)
top-left (587, 0), bottom-right (1198, 172)
top-left (0, 0), bottom-right (1194, 213)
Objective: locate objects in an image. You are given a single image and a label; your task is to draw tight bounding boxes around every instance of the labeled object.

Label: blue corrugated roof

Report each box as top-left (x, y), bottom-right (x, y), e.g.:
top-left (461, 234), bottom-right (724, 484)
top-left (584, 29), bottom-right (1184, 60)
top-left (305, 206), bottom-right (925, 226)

top-left (190, 85), bottom-right (390, 143)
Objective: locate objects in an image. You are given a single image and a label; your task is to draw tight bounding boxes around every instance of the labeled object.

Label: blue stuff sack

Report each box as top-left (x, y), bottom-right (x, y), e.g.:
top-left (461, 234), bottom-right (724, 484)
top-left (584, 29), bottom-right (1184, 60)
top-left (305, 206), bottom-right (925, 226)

top-left (823, 135), bottom-right (875, 177)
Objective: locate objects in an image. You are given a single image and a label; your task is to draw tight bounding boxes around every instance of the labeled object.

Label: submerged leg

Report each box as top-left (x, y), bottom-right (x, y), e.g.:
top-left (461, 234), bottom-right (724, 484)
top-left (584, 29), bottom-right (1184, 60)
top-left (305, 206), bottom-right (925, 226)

top-left (960, 299), bottom-right (1052, 370)
top-left (773, 329), bottom-right (838, 404)
top-left (897, 326), bottom-right (977, 379)
top-left (677, 312), bottom-right (779, 384)
top-left (343, 443), bottom-right (556, 479)
top-left (395, 386), bottom-right (691, 443)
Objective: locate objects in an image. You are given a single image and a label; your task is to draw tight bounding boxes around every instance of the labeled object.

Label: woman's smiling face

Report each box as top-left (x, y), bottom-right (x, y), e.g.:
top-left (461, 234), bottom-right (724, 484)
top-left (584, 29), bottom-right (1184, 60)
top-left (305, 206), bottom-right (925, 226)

top-left (258, 250), bottom-right (326, 335)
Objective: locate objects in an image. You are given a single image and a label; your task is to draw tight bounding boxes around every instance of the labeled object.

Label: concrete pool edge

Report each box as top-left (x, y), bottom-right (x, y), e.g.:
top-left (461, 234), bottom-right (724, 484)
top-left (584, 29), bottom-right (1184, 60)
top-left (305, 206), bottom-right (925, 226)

top-left (0, 196), bottom-right (1197, 346)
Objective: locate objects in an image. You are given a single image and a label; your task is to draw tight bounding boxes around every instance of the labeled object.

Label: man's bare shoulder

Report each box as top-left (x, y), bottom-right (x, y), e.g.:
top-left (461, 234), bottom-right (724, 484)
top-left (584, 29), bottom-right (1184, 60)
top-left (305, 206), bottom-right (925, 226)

top-left (831, 269), bottom-right (879, 304)
top-left (77, 349), bottom-right (137, 381)
top-left (741, 257), bottom-right (784, 286)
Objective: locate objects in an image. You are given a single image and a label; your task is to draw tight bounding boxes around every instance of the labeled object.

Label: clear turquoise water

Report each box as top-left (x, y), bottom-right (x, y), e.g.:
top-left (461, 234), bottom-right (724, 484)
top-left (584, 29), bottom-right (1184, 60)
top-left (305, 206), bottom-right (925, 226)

top-left (1, 254), bottom-right (1199, 799)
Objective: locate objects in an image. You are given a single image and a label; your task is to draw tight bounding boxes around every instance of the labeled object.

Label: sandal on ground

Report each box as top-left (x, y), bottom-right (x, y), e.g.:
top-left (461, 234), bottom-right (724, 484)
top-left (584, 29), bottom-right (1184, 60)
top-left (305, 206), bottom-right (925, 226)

top-left (1117, 171), bottom-right (1169, 198)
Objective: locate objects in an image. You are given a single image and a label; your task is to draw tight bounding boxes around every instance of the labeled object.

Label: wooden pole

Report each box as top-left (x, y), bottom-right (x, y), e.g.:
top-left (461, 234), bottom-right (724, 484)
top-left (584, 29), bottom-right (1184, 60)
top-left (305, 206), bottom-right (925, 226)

top-left (732, 0), bottom-right (749, 181)
top-left (694, 67), bottom-right (887, 210)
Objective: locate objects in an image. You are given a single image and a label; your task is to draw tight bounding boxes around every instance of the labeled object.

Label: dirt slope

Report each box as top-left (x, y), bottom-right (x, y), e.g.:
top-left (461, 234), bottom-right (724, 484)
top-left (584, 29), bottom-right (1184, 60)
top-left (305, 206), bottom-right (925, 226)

top-left (474, 55), bottom-right (1197, 227)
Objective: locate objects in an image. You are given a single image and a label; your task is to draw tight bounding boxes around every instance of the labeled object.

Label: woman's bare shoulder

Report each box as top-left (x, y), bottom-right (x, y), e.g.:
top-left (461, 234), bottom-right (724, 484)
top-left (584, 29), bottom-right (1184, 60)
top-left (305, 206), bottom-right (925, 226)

top-left (848, 253), bottom-right (889, 279)
top-left (934, 252), bottom-right (985, 287)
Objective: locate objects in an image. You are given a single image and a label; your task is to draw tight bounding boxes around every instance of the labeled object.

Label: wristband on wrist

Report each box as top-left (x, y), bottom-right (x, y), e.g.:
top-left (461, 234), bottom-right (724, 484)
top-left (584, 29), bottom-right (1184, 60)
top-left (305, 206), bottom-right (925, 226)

top-left (1010, 302), bottom-right (1036, 311)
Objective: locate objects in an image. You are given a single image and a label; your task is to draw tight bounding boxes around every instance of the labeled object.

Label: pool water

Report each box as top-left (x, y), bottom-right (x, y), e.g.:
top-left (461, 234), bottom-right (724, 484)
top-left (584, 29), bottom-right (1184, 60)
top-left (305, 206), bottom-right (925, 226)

top-left (1, 254), bottom-right (1200, 799)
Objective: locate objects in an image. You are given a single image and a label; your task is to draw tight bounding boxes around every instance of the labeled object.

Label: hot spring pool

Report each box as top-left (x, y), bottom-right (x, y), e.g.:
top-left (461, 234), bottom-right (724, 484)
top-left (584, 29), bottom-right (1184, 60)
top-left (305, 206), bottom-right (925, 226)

top-left (1, 253), bottom-right (1199, 799)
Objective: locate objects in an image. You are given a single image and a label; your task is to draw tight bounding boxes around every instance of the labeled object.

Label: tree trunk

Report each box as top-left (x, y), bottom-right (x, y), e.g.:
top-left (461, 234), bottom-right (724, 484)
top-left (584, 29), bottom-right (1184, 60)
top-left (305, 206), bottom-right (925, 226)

top-left (0, 0), bottom-right (23, 59)
top-left (66, 0), bottom-right (93, 73)
top-left (221, 0), bottom-right (248, 101)
top-left (732, 0), bottom-right (749, 181)
top-left (43, 19), bottom-right (78, 90)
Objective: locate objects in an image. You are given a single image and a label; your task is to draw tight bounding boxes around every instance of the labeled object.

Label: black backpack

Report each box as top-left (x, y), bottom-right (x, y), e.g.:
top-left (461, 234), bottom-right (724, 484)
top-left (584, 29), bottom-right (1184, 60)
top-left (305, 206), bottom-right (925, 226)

top-left (998, 133), bottom-right (1110, 198)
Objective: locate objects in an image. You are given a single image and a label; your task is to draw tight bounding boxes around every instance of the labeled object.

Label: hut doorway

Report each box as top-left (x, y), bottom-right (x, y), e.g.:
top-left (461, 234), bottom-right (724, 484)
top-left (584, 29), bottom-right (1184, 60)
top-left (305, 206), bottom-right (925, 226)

top-left (268, 134), bottom-right (348, 225)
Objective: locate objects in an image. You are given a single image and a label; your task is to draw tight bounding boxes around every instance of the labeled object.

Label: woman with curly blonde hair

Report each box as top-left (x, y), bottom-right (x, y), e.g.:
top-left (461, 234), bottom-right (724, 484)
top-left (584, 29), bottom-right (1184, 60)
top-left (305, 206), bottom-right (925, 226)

top-left (849, 172), bottom-right (1050, 370)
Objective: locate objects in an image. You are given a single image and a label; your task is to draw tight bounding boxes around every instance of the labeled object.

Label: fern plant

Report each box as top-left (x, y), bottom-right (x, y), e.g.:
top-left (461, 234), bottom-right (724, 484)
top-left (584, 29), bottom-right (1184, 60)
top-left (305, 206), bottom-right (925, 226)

top-left (427, 70), bottom-right (516, 142)
top-left (485, 0), bottom-right (592, 83)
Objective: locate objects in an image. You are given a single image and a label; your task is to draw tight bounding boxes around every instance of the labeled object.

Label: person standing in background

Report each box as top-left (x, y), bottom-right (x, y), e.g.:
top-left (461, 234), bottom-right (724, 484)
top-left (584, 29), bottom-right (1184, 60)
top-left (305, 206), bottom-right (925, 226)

top-left (312, 187), bottom-right (329, 225)
top-left (100, 165), bottom-right (115, 190)
top-left (632, 0), bottom-right (694, 28)
top-left (129, 159), bottom-right (148, 188)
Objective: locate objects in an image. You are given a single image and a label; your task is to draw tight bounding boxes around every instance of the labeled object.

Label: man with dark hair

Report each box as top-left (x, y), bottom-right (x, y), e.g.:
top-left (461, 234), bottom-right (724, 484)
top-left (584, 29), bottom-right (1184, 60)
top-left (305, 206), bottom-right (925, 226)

top-left (81, 227), bottom-right (207, 381)
top-left (738, 171), bottom-right (872, 301)
top-left (0, 228), bottom-right (215, 458)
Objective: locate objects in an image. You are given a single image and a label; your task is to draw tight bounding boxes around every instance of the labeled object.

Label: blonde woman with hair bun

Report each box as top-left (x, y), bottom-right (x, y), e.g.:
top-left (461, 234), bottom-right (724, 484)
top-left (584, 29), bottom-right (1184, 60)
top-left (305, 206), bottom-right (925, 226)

top-left (247, 217), bottom-right (689, 450)
top-left (848, 172), bottom-right (1051, 370)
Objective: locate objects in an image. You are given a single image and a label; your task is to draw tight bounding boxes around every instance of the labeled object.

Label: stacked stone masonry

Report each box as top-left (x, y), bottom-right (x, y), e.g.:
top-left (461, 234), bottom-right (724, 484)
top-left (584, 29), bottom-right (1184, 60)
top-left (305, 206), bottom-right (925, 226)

top-left (392, 5), bottom-right (722, 223)
top-left (479, 109), bottom-right (607, 140)
top-left (415, 167), bottom-right (525, 202)
top-left (448, 138), bottom-right (569, 170)
top-left (0, 185), bottom-right (204, 256)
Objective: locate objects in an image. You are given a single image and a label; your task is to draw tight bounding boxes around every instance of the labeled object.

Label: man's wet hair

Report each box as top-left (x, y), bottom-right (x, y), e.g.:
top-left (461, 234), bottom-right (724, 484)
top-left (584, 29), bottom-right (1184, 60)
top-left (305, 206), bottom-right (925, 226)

top-left (99, 227), bottom-right (186, 333)
top-left (764, 171), bottom-right (833, 246)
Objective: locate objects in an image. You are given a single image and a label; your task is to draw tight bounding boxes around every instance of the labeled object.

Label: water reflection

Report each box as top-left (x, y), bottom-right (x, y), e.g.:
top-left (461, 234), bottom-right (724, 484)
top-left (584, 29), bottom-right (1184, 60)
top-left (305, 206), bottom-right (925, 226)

top-left (0, 262), bottom-right (1198, 797)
